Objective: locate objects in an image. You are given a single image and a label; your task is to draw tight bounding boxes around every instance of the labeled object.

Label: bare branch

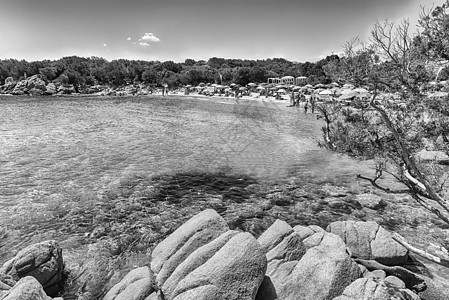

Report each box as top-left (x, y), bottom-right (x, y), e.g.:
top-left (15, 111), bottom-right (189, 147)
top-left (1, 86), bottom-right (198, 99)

top-left (392, 233), bottom-right (449, 267)
top-left (357, 174), bottom-right (410, 194)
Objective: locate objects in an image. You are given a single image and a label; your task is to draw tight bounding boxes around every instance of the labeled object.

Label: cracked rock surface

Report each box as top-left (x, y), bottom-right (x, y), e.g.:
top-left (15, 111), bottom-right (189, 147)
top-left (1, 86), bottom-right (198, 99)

top-left (326, 221), bottom-right (408, 266)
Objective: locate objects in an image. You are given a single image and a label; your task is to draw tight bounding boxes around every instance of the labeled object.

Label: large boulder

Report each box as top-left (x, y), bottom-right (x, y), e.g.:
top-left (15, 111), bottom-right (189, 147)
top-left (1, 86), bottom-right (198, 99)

top-left (150, 209), bottom-right (229, 287)
top-left (1, 276), bottom-right (55, 300)
top-left (293, 224), bottom-right (324, 241)
top-left (3, 77), bottom-right (15, 91)
top-left (103, 266), bottom-right (155, 300)
top-left (27, 75), bottom-right (46, 91)
top-left (326, 221), bottom-right (408, 266)
top-left (57, 84), bottom-right (76, 94)
top-left (333, 277), bottom-right (420, 300)
top-left (264, 239), bottom-right (361, 300)
top-left (11, 80), bottom-right (28, 95)
top-left (150, 209), bottom-right (266, 300)
top-left (302, 231), bottom-right (347, 252)
top-left (169, 232), bottom-right (266, 300)
top-left (256, 220), bottom-right (360, 300)
top-left (0, 240), bottom-right (64, 296)
top-left (257, 220), bottom-right (294, 253)
top-left (45, 83), bottom-right (57, 95)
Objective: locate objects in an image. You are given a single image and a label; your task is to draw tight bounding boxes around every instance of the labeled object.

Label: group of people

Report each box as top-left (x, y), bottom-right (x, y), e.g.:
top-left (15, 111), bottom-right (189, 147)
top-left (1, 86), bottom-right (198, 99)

top-left (288, 92), bottom-right (315, 113)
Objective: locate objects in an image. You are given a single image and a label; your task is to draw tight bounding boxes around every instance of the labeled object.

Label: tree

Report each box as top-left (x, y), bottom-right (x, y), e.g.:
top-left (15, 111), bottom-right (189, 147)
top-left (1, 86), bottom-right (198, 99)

top-left (321, 1), bottom-right (449, 266)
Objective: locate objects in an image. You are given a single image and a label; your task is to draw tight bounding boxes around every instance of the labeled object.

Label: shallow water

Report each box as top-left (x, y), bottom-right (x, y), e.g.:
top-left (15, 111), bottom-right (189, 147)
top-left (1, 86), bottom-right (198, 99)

top-left (0, 95), bottom-right (368, 205)
top-left (0, 95), bottom-right (378, 294)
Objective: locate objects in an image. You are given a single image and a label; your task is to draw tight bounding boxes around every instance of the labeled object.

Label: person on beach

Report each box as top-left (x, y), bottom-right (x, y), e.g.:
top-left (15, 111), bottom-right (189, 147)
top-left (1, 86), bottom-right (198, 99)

top-left (304, 100), bottom-right (308, 113)
top-left (311, 99), bottom-right (315, 113)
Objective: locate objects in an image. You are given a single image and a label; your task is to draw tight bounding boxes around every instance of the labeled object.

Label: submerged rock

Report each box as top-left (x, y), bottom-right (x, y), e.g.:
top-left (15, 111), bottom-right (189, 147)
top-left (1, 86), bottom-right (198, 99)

top-left (355, 194), bottom-right (387, 210)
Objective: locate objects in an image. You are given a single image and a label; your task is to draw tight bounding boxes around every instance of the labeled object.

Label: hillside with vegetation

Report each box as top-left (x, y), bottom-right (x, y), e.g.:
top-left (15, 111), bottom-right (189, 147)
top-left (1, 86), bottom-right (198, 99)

top-left (0, 56), bottom-right (339, 93)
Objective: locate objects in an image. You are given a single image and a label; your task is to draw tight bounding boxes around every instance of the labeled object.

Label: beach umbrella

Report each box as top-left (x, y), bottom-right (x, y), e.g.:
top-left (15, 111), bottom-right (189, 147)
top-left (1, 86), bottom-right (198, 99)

top-left (430, 91), bottom-right (449, 98)
top-left (319, 89), bottom-right (334, 95)
top-left (230, 83), bottom-right (236, 87)
top-left (353, 87), bottom-right (369, 93)
top-left (239, 87), bottom-right (247, 91)
top-left (256, 86), bottom-right (265, 90)
top-left (330, 82), bottom-right (340, 87)
top-left (276, 84), bottom-right (287, 89)
top-left (339, 94), bottom-right (356, 100)
top-left (277, 89), bottom-right (286, 93)
top-left (314, 83), bottom-right (326, 89)
top-left (342, 83), bottom-right (354, 89)
top-left (293, 86), bottom-right (302, 91)
top-left (340, 89), bottom-right (355, 95)
top-left (247, 83), bottom-right (257, 87)
top-left (358, 92), bottom-right (371, 98)
top-left (304, 84), bottom-right (313, 88)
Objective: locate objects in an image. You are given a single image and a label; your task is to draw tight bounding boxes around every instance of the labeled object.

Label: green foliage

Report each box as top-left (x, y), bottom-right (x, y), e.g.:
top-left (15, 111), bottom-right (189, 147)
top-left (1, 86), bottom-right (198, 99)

top-left (418, 0), bottom-right (449, 60)
top-left (0, 55), bottom-right (334, 87)
top-left (319, 1), bottom-right (449, 228)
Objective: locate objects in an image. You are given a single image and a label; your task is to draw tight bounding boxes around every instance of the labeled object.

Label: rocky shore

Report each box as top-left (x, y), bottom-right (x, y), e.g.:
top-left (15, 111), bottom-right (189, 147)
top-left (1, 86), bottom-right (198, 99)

top-left (1, 209), bottom-right (448, 300)
top-left (0, 75), bottom-right (153, 96)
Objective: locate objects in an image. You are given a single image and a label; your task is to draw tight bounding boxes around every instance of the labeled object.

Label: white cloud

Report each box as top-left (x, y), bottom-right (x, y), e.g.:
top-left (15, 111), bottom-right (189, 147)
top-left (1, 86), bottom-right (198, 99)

top-left (127, 37), bottom-right (132, 41)
top-left (103, 43), bottom-right (108, 47)
top-left (139, 33), bottom-right (160, 43)
top-left (139, 42), bottom-right (150, 47)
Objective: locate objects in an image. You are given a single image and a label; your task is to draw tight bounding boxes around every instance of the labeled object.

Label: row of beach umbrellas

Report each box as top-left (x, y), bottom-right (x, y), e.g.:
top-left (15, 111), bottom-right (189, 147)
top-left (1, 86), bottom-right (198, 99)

top-left (184, 82), bottom-right (376, 100)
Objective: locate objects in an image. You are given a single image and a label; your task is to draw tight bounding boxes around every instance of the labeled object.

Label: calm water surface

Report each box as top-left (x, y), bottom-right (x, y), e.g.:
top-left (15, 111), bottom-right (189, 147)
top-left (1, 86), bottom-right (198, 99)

top-left (0, 95), bottom-right (371, 252)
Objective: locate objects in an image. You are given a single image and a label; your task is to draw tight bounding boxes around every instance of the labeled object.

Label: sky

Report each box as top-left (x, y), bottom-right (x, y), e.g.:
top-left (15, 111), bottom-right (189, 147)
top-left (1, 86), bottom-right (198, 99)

top-left (0, 0), bottom-right (441, 63)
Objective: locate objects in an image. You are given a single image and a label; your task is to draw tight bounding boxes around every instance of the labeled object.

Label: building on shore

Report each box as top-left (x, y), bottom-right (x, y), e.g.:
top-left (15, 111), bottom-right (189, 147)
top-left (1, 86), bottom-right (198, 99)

top-left (268, 76), bottom-right (307, 85)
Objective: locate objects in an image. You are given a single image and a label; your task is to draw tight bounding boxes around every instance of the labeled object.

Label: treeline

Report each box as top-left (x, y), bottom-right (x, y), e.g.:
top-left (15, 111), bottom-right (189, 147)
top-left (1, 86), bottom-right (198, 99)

top-left (0, 55), bottom-right (340, 88)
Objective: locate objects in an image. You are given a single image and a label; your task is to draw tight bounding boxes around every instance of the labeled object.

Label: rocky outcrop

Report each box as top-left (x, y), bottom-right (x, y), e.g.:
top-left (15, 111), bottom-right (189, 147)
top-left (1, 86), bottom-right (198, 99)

top-left (333, 277), bottom-right (420, 300)
top-left (57, 84), bottom-right (76, 95)
top-left (150, 209), bottom-right (266, 300)
top-left (0, 210), bottom-right (431, 300)
top-left (3, 77), bottom-right (15, 92)
top-left (262, 237), bottom-right (361, 300)
top-left (257, 221), bottom-right (360, 300)
top-left (0, 276), bottom-right (63, 300)
top-left (355, 259), bottom-right (426, 292)
top-left (0, 240), bottom-right (64, 296)
top-left (257, 219), bottom-right (294, 253)
top-left (10, 75), bottom-right (47, 95)
top-left (103, 266), bottom-right (155, 300)
top-left (45, 83), bottom-right (57, 95)
top-left (326, 221), bottom-right (409, 265)
top-left (10, 79), bottom-right (28, 95)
